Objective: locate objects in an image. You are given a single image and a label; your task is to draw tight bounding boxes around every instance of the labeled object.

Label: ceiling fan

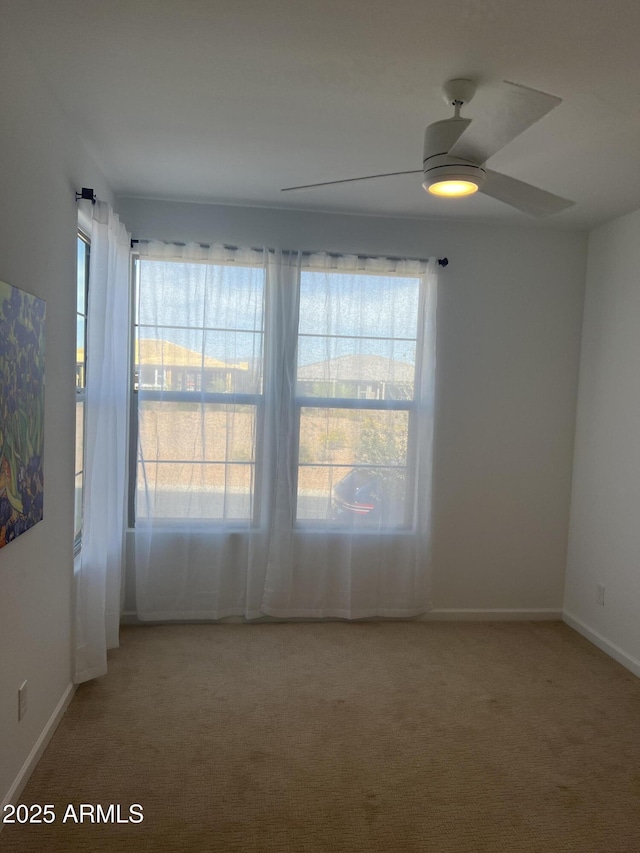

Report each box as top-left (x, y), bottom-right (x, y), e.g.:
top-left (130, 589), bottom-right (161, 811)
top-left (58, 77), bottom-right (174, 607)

top-left (282, 79), bottom-right (574, 217)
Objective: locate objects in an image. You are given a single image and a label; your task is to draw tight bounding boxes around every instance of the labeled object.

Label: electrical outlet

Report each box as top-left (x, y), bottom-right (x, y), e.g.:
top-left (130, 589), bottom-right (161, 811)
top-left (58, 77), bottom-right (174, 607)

top-left (18, 681), bottom-right (28, 721)
top-left (597, 583), bottom-right (605, 606)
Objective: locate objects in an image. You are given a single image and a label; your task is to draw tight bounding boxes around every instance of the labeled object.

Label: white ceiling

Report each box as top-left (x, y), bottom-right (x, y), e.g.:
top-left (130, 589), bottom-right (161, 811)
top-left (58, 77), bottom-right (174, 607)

top-left (7, 0), bottom-right (640, 228)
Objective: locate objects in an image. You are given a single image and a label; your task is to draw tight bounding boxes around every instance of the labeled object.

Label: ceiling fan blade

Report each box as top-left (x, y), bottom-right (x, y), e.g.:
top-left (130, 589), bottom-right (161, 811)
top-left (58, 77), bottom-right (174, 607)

top-left (448, 81), bottom-right (562, 164)
top-left (481, 169), bottom-right (575, 217)
top-left (281, 170), bottom-right (422, 192)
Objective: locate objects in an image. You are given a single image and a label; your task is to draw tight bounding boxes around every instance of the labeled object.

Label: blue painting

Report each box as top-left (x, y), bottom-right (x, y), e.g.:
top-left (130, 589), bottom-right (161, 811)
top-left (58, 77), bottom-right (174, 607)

top-left (0, 281), bottom-right (45, 548)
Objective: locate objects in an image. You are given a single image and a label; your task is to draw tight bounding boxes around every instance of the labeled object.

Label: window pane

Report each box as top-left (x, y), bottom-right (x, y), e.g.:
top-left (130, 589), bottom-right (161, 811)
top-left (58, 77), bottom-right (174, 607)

top-left (77, 238), bottom-right (87, 314)
top-left (297, 408), bottom-right (409, 526)
top-left (297, 465), bottom-right (407, 527)
top-left (136, 462), bottom-right (253, 520)
top-left (297, 341), bottom-right (416, 400)
top-left (137, 401), bottom-right (257, 521)
top-left (299, 271), bottom-right (419, 338)
top-left (299, 407), bottom-right (408, 466)
top-left (136, 257), bottom-right (265, 397)
top-left (75, 316), bottom-right (86, 389)
top-left (75, 400), bottom-right (84, 474)
top-left (138, 260), bottom-right (264, 331)
top-left (137, 333), bottom-right (203, 391)
top-left (138, 260), bottom-right (206, 328)
top-left (138, 402), bottom-right (256, 463)
top-left (74, 472), bottom-right (83, 541)
top-left (137, 330), bottom-right (263, 394)
top-left (297, 271), bottom-right (420, 401)
top-left (202, 330), bottom-right (263, 393)
top-left (203, 265), bottom-right (264, 331)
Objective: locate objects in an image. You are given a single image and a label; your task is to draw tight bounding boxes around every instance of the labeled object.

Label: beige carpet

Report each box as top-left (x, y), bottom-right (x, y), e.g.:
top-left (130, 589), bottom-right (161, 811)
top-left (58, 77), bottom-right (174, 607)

top-left (2, 622), bottom-right (640, 852)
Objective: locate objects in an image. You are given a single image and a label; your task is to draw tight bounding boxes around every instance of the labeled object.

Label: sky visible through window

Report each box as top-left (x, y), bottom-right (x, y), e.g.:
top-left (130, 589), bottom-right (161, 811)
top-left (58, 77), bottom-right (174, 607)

top-left (136, 261), bottom-right (421, 369)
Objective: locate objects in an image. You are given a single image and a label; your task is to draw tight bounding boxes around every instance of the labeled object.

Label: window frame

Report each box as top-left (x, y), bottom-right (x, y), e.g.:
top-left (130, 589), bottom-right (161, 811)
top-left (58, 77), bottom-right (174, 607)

top-left (293, 268), bottom-right (425, 532)
top-left (130, 254), bottom-right (267, 528)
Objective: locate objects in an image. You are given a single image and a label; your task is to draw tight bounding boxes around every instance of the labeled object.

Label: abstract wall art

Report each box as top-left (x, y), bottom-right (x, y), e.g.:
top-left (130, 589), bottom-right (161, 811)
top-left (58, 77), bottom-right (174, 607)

top-left (0, 280), bottom-right (45, 548)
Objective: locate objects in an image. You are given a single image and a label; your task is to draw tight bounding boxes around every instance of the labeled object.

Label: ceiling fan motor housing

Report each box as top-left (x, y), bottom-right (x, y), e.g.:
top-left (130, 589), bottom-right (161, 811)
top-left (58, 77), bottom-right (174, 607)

top-left (421, 157), bottom-right (486, 192)
top-left (422, 118), bottom-right (486, 192)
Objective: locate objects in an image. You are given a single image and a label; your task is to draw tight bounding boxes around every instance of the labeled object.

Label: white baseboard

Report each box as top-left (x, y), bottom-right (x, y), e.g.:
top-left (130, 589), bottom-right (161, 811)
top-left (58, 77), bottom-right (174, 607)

top-left (1, 682), bottom-right (76, 820)
top-left (422, 608), bottom-right (563, 621)
top-left (563, 611), bottom-right (640, 678)
top-left (122, 608), bottom-right (563, 624)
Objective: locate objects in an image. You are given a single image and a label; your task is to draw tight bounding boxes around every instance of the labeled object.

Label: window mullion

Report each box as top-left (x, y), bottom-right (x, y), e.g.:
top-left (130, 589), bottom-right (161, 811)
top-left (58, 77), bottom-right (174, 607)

top-left (296, 395), bottom-right (414, 413)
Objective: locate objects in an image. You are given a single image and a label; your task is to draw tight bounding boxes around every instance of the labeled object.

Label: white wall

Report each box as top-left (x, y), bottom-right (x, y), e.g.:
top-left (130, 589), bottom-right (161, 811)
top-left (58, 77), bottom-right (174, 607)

top-left (119, 197), bottom-right (587, 615)
top-left (0, 32), bottom-right (114, 805)
top-left (564, 208), bottom-right (640, 675)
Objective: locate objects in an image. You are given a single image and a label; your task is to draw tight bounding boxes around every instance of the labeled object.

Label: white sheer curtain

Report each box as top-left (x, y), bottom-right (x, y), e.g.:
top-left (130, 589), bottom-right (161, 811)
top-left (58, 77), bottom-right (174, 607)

top-left (134, 243), bottom-right (437, 620)
top-left (74, 202), bottom-right (130, 682)
top-left (262, 253), bottom-right (437, 617)
top-left (134, 242), bottom-right (268, 618)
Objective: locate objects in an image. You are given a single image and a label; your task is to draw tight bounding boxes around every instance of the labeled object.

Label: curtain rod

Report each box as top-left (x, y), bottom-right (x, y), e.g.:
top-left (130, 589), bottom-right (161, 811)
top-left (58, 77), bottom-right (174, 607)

top-left (75, 187), bottom-right (96, 205)
top-left (130, 239), bottom-right (448, 267)
top-left (76, 191), bottom-right (448, 266)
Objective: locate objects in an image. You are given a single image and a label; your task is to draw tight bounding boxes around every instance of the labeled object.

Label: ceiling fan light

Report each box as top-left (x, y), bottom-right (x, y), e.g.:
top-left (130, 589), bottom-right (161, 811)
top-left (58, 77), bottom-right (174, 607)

top-left (422, 162), bottom-right (486, 199)
top-left (428, 179), bottom-right (479, 197)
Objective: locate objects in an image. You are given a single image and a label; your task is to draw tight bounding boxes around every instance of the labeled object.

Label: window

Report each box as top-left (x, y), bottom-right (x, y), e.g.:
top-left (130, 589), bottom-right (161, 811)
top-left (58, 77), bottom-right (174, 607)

top-left (295, 268), bottom-right (421, 528)
top-left (134, 253), bottom-right (265, 523)
top-left (132, 248), bottom-right (430, 533)
top-left (75, 231), bottom-right (90, 550)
